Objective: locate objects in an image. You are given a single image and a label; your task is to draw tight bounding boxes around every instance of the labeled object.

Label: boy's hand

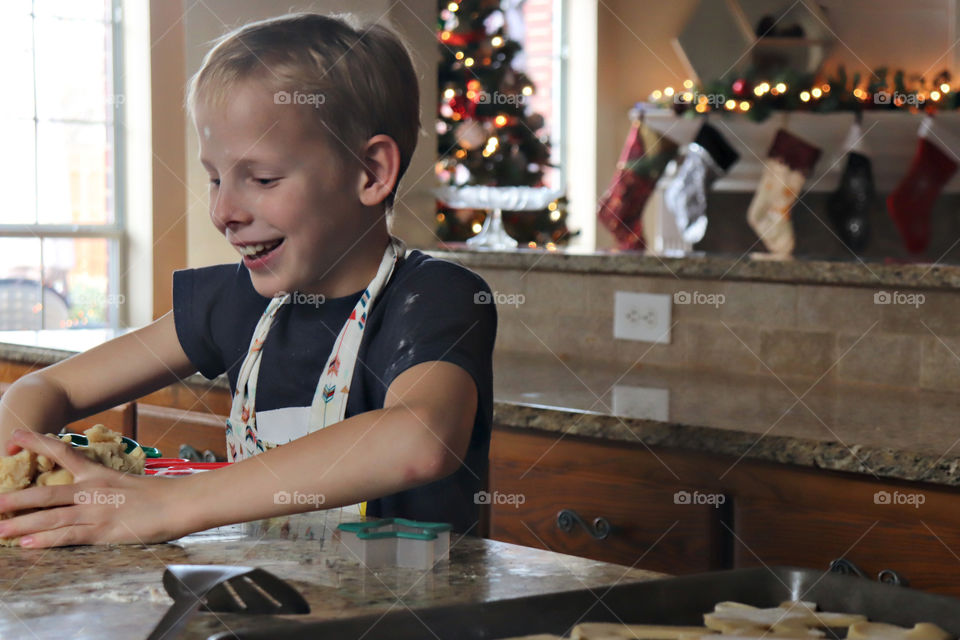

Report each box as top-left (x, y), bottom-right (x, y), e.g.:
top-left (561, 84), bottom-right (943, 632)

top-left (0, 430), bottom-right (187, 548)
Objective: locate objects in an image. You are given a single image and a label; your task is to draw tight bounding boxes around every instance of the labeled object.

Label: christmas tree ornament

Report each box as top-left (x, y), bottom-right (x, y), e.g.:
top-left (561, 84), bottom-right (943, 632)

top-left (746, 129), bottom-right (821, 256)
top-left (454, 120), bottom-right (487, 150)
top-left (449, 95), bottom-right (475, 119)
top-left (827, 120), bottom-right (874, 252)
top-left (597, 116), bottom-right (678, 250)
top-left (887, 116), bottom-right (959, 254)
top-left (663, 121), bottom-right (739, 244)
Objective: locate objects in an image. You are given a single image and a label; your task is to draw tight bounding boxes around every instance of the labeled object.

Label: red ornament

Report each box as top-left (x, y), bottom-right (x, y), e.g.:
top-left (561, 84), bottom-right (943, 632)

top-left (732, 78), bottom-right (748, 97)
top-left (439, 30), bottom-right (470, 47)
top-left (450, 95), bottom-right (476, 118)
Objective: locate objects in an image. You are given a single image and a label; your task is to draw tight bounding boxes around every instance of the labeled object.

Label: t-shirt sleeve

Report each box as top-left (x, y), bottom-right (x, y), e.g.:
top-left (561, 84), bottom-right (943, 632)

top-left (377, 260), bottom-right (497, 392)
top-left (172, 266), bottom-right (231, 379)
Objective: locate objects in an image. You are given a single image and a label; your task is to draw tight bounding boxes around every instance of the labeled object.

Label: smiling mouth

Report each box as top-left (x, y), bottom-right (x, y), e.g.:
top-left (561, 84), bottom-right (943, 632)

top-left (236, 239), bottom-right (284, 258)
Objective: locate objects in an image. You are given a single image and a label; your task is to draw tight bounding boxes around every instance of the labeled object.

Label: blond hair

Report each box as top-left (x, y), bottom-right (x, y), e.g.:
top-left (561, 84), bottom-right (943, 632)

top-left (187, 13), bottom-right (420, 208)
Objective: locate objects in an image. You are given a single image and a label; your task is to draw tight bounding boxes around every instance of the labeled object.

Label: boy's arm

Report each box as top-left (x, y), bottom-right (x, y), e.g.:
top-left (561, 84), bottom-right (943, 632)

top-left (0, 360), bottom-right (478, 546)
top-left (0, 312), bottom-right (198, 449)
top-left (180, 359), bottom-right (479, 532)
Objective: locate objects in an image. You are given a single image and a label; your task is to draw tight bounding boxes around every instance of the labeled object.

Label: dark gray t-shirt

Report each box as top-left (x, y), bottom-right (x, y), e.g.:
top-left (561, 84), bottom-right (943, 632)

top-left (172, 250), bottom-right (496, 533)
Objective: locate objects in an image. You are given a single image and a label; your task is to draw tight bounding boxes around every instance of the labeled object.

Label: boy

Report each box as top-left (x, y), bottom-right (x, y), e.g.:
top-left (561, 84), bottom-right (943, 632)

top-left (0, 13), bottom-right (495, 547)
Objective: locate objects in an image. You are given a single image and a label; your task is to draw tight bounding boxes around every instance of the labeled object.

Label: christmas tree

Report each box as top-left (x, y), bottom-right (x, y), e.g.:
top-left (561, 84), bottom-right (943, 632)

top-left (435, 0), bottom-right (573, 247)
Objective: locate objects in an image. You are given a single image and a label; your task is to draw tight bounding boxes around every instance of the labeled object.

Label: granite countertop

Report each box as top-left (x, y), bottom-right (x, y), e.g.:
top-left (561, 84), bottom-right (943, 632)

top-left (4, 331), bottom-right (960, 488)
top-left (492, 352), bottom-right (960, 487)
top-left (0, 509), bottom-right (661, 639)
top-left (431, 247), bottom-right (960, 291)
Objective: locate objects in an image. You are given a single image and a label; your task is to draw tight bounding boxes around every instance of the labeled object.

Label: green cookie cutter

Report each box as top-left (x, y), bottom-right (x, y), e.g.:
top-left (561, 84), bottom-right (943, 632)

top-left (337, 518), bottom-right (452, 540)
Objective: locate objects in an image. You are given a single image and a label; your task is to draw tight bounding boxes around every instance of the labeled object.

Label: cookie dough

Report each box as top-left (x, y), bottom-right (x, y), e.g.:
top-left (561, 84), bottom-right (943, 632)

top-left (571, 622), bottom-right (711, 639)
top-left (847, 622), bottom-right (952, 639)
top-left (704, 601), bottom-right (864, 635)
top-left (0, 425), bottom-right (145, 545)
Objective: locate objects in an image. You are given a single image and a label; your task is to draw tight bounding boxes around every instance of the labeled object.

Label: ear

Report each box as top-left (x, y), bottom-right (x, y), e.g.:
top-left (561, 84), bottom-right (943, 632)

top-left (357, 134), bottom-right (401, 207)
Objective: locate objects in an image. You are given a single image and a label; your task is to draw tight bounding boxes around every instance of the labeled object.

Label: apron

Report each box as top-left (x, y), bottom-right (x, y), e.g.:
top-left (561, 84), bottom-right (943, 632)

top-left (225, 236), bottom-right (406, 516)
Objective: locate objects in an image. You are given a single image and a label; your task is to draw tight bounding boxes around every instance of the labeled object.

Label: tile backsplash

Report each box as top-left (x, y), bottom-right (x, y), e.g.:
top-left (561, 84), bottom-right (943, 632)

top-left (470, 264), bottom-right (958, 392)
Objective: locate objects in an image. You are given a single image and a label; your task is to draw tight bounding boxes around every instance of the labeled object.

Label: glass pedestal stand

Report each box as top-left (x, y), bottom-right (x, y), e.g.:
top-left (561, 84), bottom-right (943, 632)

top-left (466, 208), bottom-right (517, 249)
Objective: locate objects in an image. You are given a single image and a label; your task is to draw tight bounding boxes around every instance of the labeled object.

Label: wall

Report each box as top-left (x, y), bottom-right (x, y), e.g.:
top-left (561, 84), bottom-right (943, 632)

top-left (593, 0), bottom-right (960, 252)
top-left (181, 0), bottom-right (438, 268)
top-left (476, 264), bottom-right (960, 392)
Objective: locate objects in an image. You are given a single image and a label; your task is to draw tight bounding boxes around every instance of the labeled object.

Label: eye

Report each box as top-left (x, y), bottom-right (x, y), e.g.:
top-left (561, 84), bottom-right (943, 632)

top-left (209, 178), bottom-right (220, 187)
top-left (255, 177), bottom-right (279, 186)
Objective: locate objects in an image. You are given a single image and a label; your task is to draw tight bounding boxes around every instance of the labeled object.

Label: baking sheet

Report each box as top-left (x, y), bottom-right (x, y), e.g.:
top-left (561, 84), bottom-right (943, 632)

top-left (207, 566), bottom-right (960, 639)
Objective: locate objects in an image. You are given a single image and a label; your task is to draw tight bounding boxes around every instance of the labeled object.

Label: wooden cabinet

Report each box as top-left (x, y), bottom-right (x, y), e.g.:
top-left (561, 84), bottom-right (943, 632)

top-left (490, 428), bottom-right (729, 573)
top-left (0, 362), bottom-right (230, 458)
top-left (489, 425), bottom-right (960, 598)
top-left (729, 464), bottom-right (960, 597)
top-left (136, 404), bottom-right (227, 460)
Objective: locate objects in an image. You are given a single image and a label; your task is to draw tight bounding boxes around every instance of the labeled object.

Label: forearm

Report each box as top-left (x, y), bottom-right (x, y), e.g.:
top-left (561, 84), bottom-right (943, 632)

top-left (176, 405), bottom-right (455, 533)
top-left (0, 374), bottom-right (74, 447)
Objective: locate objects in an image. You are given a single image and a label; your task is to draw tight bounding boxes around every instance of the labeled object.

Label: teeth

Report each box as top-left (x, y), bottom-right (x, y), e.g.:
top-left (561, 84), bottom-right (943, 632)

top-left (237, 240), bottom-right (282, 256)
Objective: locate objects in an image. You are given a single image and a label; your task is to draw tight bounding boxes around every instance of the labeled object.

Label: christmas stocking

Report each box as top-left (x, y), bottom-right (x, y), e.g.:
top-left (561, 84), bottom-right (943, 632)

top-left (887, 116), bottom-right (959, 254)
top-left (664, 122), bottom-right (739, 244)
top-left (827, 120), bottom-right (874, 253)
top-left (598, 118), bottom-right (677, 250)
top-left (746, 129), bottom-right (821, 255)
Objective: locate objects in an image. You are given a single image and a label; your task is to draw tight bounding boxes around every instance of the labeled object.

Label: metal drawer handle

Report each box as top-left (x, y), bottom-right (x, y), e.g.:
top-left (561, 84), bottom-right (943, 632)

top-left (828, 558), bottom-right (908, 587)
top-left (557, 509), bottom-right (611, 540)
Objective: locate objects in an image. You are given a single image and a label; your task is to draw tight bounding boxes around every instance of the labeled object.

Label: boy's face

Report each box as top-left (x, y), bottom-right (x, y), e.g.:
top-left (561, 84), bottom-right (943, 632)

top-left (195, 80), bottom-right (373, 297)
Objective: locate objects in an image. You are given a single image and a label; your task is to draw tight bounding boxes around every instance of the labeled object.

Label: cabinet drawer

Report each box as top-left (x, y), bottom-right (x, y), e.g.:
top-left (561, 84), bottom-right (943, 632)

top-left (734, 497), bottom-right (960, 598)
top-left (136, 404), bottom-right (226, 459)
top-left (66, 403), bottom-right (135, 439)
top-left (489, 429), bottom-right (727, 573)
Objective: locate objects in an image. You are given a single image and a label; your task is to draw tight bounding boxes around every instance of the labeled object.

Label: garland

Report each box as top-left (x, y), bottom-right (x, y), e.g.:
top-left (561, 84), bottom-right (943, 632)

top-left (645, 66), bottom-right (957, 122)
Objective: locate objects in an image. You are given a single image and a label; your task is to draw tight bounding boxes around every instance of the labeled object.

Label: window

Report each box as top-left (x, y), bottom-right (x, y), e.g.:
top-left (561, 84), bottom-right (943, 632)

top-left (0, 0), bottom-right (124, 330)
top-left (521, 0), bottom-right (566, 191)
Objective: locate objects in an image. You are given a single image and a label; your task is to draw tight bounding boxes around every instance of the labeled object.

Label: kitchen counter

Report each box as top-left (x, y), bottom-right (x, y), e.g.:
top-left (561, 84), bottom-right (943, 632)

top-left (431, 247), bottom-right (960, 291)
top-left (0, 509), bottom-right (661, 639)
top-left (492, 352), bottom-right (960, 486)
top-left (3, 330), bottom-right (960, 487)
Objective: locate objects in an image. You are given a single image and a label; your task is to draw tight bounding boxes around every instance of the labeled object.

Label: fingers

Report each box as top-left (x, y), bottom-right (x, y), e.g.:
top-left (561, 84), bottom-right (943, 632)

top-left (20, 524), bottom-right (97, 549)
top-left (0, 482), bottom-right (85, 515)
top-left (9, 429), bottom-right (88, 475)
top-left (0, 504), bottom-right (81, 543)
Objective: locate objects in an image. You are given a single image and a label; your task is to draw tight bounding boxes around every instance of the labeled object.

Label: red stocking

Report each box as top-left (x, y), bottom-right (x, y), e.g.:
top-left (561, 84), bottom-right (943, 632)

top-left (597, 119), bottom-right (677, 250)
top-left (887, 117), bottom-right (958, 254)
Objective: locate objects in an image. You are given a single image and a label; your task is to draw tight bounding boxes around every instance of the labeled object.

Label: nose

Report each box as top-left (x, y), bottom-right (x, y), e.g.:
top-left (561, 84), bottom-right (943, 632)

top-left (210, 180), bottom-right (253, 233)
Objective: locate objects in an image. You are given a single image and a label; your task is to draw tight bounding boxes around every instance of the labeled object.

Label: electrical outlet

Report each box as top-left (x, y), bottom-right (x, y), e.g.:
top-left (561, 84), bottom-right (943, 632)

top-left (612, 385), bottom-right (669, 421)
top-left (613, 291), bottom-right (671, 343)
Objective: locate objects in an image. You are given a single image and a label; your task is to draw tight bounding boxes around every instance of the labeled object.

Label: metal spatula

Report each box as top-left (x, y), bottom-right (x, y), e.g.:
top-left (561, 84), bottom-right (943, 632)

top-left (146, 564), bottom-right (310, 640)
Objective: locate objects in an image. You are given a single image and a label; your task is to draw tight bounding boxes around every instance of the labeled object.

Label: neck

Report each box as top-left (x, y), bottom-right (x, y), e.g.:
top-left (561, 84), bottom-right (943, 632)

top-left (305, 229), bottom-right (392, 299)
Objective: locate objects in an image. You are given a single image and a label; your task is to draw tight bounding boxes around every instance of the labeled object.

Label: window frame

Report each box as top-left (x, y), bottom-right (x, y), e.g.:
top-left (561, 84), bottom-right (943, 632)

top-left (0, 0), bottom-right (126, 329)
